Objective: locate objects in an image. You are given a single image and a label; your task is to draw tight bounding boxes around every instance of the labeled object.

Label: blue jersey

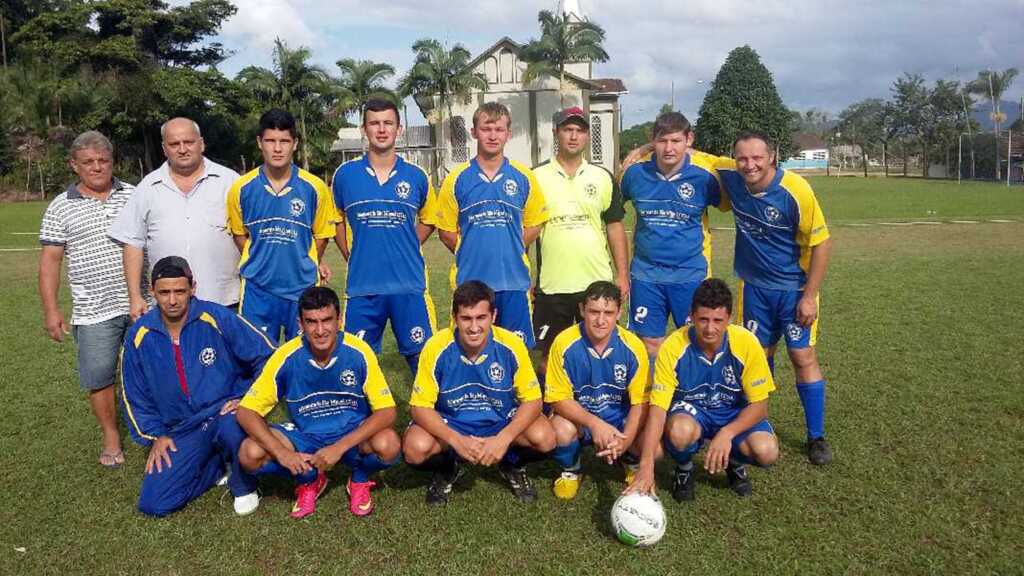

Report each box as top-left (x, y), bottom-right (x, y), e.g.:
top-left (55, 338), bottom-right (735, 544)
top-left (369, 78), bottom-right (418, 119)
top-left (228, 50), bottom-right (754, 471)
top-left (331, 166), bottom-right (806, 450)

top-left (716, 164), bottom-right (830, 290)
top-left (332, 155), bottom-right (437, 296)
top-left (652, 325), bottom-right (775, 425)
top-left (410, 326), bottom-right (542, 430)
top-left (621, 153), bottom-right (725, 284)
top-left (544, 324), bottom-right (649, 427)
top-left (121, 299), bottom-right (276, 445)
top-left (227, 166), bottom-right (338, 300)
top-left (436, 158), bottom-right (548, 291)
top-left (240, 332), bottom-right (395, 437)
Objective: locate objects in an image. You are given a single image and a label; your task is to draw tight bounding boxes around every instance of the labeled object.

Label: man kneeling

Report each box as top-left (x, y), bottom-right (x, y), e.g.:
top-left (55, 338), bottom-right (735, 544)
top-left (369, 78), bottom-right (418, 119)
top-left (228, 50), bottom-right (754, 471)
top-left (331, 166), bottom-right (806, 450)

top-left (546, 281), bottom-right (649, 499)
top-left (404, 280), bottom-right (555, 505)
top-left (121, 257), bottom-right (274, 517)
top-left (627, 278), bottom-right (779, 500)
top-left (237, 286), bottom-right (400, 519)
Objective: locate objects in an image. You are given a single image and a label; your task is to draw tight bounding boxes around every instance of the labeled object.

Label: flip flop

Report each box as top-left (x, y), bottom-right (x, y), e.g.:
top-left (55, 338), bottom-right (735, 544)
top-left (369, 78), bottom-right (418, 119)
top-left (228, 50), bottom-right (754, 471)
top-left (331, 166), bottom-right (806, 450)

top-left (99, 450), bottom-right (125, 468)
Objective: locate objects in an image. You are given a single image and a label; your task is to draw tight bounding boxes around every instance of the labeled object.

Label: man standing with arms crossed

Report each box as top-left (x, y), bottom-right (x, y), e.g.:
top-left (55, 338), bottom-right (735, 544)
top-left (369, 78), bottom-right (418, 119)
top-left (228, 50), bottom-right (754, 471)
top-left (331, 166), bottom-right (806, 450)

top-left (332, 99), bottom-right (438, 374)
top-left (532, 107), bottom-right (629, 377)
top-left (110, 117), bottom-right (242, 317)
top-left (39, 130), bottom-right (135, 468)
top-left (435, 102), bottom-right (548, 347)
top-left (228, 108), bottom-right (338, 343)
top-left (716, 131), bottom-right (834, 465)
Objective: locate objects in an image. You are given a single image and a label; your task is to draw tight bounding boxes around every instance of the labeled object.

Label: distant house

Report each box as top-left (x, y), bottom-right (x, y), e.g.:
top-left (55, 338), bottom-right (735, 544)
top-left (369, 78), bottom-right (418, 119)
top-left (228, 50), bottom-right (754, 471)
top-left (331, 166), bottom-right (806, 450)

top-left (781, 132), bottom-right (829, 170)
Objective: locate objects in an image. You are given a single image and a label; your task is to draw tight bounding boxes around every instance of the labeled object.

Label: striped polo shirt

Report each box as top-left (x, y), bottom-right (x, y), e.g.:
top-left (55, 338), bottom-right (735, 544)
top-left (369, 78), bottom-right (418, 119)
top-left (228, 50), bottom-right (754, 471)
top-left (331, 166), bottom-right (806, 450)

top-left (39, 180), bottom-right (135, 325)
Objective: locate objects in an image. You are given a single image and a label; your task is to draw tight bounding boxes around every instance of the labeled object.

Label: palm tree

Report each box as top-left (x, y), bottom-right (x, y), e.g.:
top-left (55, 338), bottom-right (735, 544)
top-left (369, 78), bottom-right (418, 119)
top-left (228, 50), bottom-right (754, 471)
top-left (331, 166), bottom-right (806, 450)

top-left (519, 9), bottom-right (609, 106)
top-left (398, 38), bottom-right (487, 180)
top-left (967, 68), bottom-right (1018, 179)
top-left (335, 58), bottom-right (397, 117)
top-left (236, 37), bottom-right (338, 171)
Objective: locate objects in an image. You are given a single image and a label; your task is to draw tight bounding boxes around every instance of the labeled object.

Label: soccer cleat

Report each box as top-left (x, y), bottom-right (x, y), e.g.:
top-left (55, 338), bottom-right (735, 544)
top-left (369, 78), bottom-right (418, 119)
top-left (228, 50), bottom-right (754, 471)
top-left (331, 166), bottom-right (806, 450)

top-left (552, 471), bottom-right (581, 500)
top-left (425, 461), bottom-right (462, 507)
top-left (726, 461), bottom-right (753, 497)
top-left (346, 478), bottom-right (377, 517)
top-left (807, 437), bottom-right (833, 465)
top-left (290, 471), bottom-right (328, 519)
top-left (671, 464), bottom-right (695, 502)
top-left (620, 453), bottom-right (640, 486)
top-left (499, 462), bottom-right (538, 503)
top-left (233, 491), bottom-right (260, 516)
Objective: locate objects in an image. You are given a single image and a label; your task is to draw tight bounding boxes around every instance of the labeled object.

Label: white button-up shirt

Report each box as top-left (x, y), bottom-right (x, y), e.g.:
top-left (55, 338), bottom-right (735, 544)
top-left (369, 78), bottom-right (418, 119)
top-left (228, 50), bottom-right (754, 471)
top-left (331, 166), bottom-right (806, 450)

top-left (109, 158), bottom-right (241, 305)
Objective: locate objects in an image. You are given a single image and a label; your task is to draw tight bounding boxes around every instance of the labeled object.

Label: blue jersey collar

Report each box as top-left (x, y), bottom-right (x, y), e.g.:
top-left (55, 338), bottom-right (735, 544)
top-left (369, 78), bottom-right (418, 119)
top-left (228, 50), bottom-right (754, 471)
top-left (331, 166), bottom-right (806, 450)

top-left (258, 164), bottom-right (300, 196)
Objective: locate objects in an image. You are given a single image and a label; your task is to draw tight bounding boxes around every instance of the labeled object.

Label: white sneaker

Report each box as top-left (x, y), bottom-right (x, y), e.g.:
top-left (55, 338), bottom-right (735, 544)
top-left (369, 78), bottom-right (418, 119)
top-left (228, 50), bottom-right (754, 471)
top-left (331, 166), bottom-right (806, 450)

top-left (233, 492), bottom-right (260, 516)
top-left (216, 473), bottom-right (229, 487)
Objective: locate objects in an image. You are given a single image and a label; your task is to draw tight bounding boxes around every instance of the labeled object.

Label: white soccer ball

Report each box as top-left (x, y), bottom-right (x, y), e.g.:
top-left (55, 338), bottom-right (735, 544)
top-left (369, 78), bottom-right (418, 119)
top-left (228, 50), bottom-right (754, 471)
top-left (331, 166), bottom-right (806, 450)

top-left (610, 493), bottom-right (667, 547)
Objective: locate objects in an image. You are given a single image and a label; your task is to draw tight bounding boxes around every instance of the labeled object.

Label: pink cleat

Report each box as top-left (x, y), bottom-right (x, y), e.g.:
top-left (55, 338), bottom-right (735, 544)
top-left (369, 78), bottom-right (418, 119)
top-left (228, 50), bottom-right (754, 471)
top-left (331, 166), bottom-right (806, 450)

top-left (290, 471), bottom-right (328, 519)
top-left (346, 478), bottom-right (377, 517)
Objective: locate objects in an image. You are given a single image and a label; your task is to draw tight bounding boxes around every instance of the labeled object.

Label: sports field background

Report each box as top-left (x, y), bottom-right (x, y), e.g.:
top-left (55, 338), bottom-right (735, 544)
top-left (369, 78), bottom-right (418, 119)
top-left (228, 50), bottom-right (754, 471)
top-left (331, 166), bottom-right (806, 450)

top-left (0, 177), bottom-right (1022, 575)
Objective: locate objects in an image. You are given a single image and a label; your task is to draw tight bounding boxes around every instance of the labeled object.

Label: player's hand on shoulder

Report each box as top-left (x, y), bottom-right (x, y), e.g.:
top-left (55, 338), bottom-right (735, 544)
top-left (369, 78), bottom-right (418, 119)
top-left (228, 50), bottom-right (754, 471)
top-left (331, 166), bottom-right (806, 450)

top-left (146, 436), bottom-right (177, 475)
top-left (219, 399), bottom-right (240, 415)
top-left (619, 143), bottom-right (654, 175)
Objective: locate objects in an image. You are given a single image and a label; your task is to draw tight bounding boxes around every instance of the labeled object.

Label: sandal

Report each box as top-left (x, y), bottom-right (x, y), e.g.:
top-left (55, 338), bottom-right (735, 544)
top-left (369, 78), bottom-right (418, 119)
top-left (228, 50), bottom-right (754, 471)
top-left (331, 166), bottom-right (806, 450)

top-left (99, 450), bottom-right (125, 468)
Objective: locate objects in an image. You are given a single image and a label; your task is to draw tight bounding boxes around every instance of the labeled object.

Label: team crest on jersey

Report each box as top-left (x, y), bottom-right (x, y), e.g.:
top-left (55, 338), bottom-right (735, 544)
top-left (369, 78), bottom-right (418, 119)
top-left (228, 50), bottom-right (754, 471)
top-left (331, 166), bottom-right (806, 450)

top-left (786, 323), bottom-right (803, 342)
top-left (290, 198), bottom-right (306, 217)
top-left (585, 183), bottom-right (598, 198)
top-left (764, 206), bottom-right (781, 222)
top-left (723, 365), bottom-right (737, 386)
top-left (410, 326), bottom-right (425, 344)
top-left (340, 369), bottom-right (357, 387)
top-left (677, 182), bottom-right (696, 200)
top-left (199, 347), bottom-right (216, 366)
top-left (613, 363), bottom-right (628, 384)
top-left (503, 179), bottom-right (519, 197)
top-left (395, 181), bottom-right (411, 199)
top-left (488, 361), bottom-right (505, 383)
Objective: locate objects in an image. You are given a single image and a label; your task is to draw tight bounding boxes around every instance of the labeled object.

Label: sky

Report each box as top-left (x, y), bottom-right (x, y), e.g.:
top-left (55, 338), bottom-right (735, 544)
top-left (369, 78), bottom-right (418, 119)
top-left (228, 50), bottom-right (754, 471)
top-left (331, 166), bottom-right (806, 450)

top-left (186, 0), bottom-right (1024, 127)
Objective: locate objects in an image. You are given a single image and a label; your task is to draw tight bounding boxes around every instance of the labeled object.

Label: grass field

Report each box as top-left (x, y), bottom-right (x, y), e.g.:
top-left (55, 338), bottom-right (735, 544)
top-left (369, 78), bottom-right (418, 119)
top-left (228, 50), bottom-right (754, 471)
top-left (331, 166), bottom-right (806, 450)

top-left (1, 176), bottom-right (1022, 575)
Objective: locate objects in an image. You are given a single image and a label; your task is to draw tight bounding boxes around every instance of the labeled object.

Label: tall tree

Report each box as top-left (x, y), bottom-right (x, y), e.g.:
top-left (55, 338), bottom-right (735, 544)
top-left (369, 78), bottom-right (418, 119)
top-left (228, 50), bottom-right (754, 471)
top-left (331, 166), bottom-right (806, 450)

top-left (890, 73), bottom-right (929, 176)
top-left (335, 58), bottom-right (397, 117)
top-left (837, 99), bottom-right (886, 177)
top-left (967, 68), bottom-right (1018, 179)
top-left (519, 9), bottom-right (609, 106)
top-left (694, 45), bottom-right (795, 158)
top-left (236, 38), bottom-right (339, 172)
top-left (398, 38), bottom-right (487, 180)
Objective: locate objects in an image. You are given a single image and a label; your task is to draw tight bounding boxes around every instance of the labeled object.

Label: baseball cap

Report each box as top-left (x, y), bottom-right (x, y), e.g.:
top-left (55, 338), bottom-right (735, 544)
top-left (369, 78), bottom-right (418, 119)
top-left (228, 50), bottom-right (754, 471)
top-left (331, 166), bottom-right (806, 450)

top-left (553, 106), bottom-right (589, 128)
top-left (151, 256), bottom-right (194, 285)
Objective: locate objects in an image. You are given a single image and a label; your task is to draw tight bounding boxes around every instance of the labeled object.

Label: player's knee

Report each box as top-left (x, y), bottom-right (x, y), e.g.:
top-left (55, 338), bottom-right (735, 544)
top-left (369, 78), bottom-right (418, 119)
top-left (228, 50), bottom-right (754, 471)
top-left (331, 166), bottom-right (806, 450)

top-left (788, 346), bottom-right (819, 370)
top-left (550, 415), bottom-right (578, 446)
top-left (527, 417), bottom-right (557, 453)
top-left (401, 427), bottom-right (436, 464)
top-left (666, 415), bottom-right (700, 449)
top-left (642, 337), bottom-right (663, 360)
top-left (748, 434), bottom-right (779, 467)
top-left (371, 428), bottom-right (402, 461)
top-left (238, 438), bottom-right (266, 472)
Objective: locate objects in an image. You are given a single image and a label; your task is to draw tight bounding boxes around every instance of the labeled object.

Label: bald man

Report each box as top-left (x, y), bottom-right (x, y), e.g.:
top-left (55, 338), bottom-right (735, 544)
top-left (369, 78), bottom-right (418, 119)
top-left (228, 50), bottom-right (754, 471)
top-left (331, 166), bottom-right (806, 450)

top-left (110, 117), bottom-right (243, 316)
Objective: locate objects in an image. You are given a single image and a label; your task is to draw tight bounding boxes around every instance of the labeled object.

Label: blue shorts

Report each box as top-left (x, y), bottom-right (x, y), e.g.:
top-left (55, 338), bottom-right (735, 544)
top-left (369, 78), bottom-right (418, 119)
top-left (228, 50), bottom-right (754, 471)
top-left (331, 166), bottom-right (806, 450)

top-left (493, 290), bottom-right (534, 348)
top-left (667, 400), bottom-right (774, 447)
top-left (628, 279), bottom-right (701, 338)
top-left (239, 280), bottom-right (301, 343)
top-left (578, 415), bottom-right (626, 446)
top-left (271, 422), bottom-right (363, 469)
top-left (737, 280), bottom-right (818, 349)
top-left (343, 292), bottom-right (437, 356)
top-left (72, 314), bottom-right (130, 391)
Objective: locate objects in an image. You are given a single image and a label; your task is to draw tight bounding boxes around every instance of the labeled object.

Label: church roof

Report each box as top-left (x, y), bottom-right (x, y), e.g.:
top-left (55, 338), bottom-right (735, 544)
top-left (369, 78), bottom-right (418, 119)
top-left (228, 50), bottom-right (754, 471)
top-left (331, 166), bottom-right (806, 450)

top-left (464, 36), bottom-right (626, 94)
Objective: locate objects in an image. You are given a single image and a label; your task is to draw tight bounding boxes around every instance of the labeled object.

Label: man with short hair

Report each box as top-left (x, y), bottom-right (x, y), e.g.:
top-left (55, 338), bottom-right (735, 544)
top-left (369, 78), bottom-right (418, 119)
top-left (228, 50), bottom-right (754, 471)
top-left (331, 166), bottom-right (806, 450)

top-left (228, 108), bottom-right (339, 343)
top-left (532, 107), bottom-right (629, 375)
top-left (331, 99), bottom-right (438, 374)
top-left (545, 281), bottom-right (648, 500)
top-left (627, 278), bottom-right (779, 501)
top-left (716, 130), bottom-right (834, 465)
top-left (403, 280), bottom-right (556, 506)
top-left (436, 102), bottom-right (548, 347)
top-left (619, 112), bottom-right (728, 360)
top-left (110, 117), bottom-right (242, 316)
top-left (237, 286), bottom-right (400, 519)
top-left (39, 130), bottom-right (135, 468)
top-left (120, 256), bottom-right (274, 517)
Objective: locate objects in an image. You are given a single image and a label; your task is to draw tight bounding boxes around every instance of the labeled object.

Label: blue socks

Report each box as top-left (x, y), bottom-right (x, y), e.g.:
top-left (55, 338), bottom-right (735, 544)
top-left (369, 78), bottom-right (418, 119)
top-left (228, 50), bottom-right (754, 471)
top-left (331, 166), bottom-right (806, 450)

top-left (796, 379), bottom-right (827, 440)
top-left (663, 437), bottom-right (700, 467)
top-left (351, 452), bottom-right (398, 483)
top-left (552, 439), bottom-right (581, 471)
top-left (255, 459), bottom-right (318, 484)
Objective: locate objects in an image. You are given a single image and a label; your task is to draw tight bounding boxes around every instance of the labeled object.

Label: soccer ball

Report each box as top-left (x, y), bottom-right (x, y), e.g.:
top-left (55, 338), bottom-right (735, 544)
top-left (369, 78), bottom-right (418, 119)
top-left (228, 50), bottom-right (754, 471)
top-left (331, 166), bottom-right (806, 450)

top-left (610, 493), bottom-right (667, 547)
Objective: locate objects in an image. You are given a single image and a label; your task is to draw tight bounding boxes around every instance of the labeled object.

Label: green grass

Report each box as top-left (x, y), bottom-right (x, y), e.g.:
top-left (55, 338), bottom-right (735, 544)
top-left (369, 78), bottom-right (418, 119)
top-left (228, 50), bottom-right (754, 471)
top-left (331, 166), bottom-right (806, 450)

top-left (1, 177), bottom-right (1022, 575)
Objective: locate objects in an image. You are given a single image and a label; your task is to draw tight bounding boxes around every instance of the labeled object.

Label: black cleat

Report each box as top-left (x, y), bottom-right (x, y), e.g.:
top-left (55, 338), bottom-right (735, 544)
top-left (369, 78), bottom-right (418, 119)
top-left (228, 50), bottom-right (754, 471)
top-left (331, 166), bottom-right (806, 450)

top-left (807, 437), bottom-right (833, 466)
top-left (726, 461), bottom-right (753, 497)
top-left (425, 461), bottom-right (462, 506)
top-left (499, 462), bottom-right (537, 503)
top-left (671, 464), bottom-right (695, 502)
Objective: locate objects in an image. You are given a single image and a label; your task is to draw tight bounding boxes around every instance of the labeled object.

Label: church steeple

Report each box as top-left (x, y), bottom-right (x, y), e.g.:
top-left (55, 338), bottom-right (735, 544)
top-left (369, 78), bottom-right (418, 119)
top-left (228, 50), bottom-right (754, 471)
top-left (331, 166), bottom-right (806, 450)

top-left (559, 0), bottom-right (585, 22)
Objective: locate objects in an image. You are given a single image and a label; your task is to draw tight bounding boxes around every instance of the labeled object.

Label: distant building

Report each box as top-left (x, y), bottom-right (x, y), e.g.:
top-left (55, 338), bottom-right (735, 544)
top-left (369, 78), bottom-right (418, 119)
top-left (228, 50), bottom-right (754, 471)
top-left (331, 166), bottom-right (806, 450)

top-left (781, 132), bottom-right (829, 170)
